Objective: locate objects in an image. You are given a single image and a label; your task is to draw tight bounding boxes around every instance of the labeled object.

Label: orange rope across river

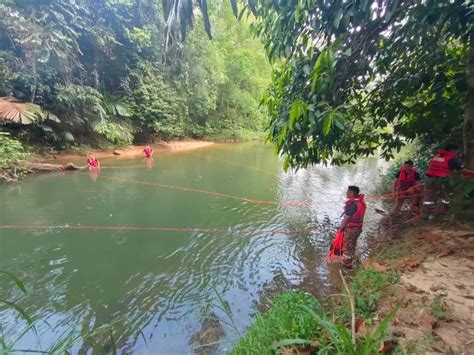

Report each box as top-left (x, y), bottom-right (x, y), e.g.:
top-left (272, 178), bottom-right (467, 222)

top-left (81, 171), bottom-right (421, 207)
top-left (0, 224), bottom-right (313, 235)
top-left (0, 218), bottom-right (382, 235)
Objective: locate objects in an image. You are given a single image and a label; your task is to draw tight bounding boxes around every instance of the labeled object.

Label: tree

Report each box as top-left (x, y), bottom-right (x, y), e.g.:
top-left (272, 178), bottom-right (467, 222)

top-left (242, 0), bottom-right (473, 168)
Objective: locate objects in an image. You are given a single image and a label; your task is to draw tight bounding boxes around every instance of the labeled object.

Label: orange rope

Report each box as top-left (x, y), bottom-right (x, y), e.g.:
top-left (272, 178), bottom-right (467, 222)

top-left (82, 172), bottom-right (276, 205)
top-left (0, 224), bottom-right (313, 235)
top-left (87, 172), bottom-right (424, 206)
top-left (0, 218), bottom-right (383, 236)
top-left (78, 165), bottom-right (430, 210)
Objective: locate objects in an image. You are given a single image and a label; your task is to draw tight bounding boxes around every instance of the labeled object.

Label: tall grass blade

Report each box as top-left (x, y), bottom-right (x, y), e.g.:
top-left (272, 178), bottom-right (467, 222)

top-left (0, 299), bottom-right (35, 332)
top-left (109, 328), bottom-right (117, 355)
top-left (212, 286), bottom-right (241, 336)
top-left (0, 270), bottom-right (27, 294)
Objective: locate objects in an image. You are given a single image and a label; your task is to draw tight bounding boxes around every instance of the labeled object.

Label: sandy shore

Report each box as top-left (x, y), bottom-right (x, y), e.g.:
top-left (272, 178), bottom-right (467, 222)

top-left (39, 140), bottom-right (215, 163)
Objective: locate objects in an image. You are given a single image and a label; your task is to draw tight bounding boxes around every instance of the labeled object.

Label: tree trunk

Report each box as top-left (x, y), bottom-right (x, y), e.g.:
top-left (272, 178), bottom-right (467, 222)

top-left (464, 30), bottom-right (474, 169)
top-left (30, 60), bottom-right (37, 103)
top-left (25, 162), bottom-right (86, 173)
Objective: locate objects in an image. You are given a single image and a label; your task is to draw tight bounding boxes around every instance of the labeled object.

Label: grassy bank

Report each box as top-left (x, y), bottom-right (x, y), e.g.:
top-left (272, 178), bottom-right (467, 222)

top-left (232, 217), bottom-right (474, 354)
top-left (231, 268), bottom-right (399, 354)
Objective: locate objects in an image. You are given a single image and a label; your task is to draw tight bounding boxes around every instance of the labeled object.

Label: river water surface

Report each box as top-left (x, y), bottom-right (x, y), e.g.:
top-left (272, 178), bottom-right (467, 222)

top-left (0, 142), bottom-right (389, 353)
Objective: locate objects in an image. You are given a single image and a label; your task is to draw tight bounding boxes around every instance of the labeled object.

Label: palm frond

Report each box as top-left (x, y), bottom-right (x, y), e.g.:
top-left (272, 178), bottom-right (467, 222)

top-left (0, 97), bottom-right (59, 125)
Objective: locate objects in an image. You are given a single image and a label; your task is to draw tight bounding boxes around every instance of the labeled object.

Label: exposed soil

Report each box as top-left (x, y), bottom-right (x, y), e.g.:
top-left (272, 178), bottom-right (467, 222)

top-left (30, 140), bottom-right (215, 163)
top-left (369, 221), bottom-right (474, 354)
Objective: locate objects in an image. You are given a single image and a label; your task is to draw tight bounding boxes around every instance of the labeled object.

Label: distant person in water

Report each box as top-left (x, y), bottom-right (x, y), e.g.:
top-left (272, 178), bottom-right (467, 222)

top-left (87, 153), bottom-right (100, 170)
top-left (144, 145), bottom-right (153, 158)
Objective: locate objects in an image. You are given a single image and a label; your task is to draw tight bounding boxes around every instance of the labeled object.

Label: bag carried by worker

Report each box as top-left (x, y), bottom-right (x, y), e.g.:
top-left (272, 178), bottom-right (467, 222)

top-left (326, 230), bottom-right (344, 263)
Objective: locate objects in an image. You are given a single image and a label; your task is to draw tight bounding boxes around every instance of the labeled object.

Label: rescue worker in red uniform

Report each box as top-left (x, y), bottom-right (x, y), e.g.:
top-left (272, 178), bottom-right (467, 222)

top-left (393, 160), bottom-right (422, 213)
top-left (426, 144), bottom-right (474, 177)
top-left (425, 144), bottom-right (474, 204)
top-left (144, 145), bottom-right (153, 158)
top-left (338, 185), bottom-right (366, 268)
top-left (87, 153), bottom-right (100, 170)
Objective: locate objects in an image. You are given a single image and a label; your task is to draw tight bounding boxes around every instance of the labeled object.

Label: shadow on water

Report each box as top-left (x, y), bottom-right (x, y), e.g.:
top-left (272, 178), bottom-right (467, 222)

top-left (0, 142), bottom-right (389, 353)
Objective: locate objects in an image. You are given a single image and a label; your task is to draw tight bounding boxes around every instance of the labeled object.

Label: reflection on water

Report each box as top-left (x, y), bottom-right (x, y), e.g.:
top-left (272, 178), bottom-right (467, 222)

top-left (0, 142), bottom-right (388, 353)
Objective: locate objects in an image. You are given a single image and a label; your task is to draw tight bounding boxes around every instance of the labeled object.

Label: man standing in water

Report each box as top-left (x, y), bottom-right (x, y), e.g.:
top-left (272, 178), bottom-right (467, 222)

top-left (338, 186), bottom-right (366, 268)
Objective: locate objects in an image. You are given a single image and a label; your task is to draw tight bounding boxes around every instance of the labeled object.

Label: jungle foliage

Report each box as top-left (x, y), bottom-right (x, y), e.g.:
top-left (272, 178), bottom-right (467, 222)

top-left (0, 0), bottom-right (270, 146)
top-left (244, 0), bottom-right (473, 168)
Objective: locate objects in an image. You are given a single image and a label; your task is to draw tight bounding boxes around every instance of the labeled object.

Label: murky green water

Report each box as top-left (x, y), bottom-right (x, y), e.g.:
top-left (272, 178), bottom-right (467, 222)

top-left (0, 142), bottom-right (388, 353)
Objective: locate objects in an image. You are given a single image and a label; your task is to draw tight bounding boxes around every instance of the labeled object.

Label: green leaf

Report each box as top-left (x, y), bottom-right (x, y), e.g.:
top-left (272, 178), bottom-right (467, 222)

top-left (283, 156), bottom-right (290, 171)
top-left (289, 102), bottom-right (302, 130)
top-left (333, 8), bottom-right (342, 29)
top-left (0, 270), bottom-right (27, 295)
top-left (322, 113), bottom-right (333, 136)
top-left (334, 117), bottom-right (345, 130)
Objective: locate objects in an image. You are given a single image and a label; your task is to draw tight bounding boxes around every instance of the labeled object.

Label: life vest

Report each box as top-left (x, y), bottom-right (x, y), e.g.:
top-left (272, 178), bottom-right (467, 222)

top-left (344, 195), bottom-right (366, 228)
top-left (144, 147), bottom-right (152, 158)
top-left (326, 230), bottom-right (344, 263)
top-left (87, 158), bottom-right (98, 168)
top-left (397, 168), bottom-right (416, 191)
top-left (426, 149), bottom-right (457, 177)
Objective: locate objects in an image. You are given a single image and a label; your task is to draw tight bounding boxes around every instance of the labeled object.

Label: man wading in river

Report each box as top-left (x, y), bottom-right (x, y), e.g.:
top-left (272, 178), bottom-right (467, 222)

top-left (339, 186), bottom-right (366, 268)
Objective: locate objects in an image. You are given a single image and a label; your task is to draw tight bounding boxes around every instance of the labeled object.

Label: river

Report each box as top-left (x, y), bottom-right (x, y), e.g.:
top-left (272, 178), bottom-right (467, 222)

top-left (0, 142), bottom-right (389, 353)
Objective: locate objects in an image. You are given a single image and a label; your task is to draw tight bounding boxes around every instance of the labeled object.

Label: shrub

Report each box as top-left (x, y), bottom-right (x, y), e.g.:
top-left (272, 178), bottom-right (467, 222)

top-left (0, 131), bottom-right (28, 170)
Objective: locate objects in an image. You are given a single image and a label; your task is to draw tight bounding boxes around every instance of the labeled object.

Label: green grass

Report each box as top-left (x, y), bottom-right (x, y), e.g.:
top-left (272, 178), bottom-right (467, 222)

top-left (428, 294), bottom-right (453, 321)
top-left (391, 332), bottom-right (436, 355)
top-left (232, 268), bottom-right (401, 354)
top-left (230, 291), bottom-right (321, 354)
top-left (374, 244), bottom-right (409, 262)
top-left (348, 269), bottom-right (399, 321)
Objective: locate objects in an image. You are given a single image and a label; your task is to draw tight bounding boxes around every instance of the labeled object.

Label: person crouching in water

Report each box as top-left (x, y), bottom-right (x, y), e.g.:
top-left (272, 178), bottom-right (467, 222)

top-left (392, 160), bottom-right (422, 214)
top-left (144, 145), bottom-right (153, 158)
top-left (87, 153), bottom-right (100, 170)
top-left (338, 186), bottom-right (366, 268)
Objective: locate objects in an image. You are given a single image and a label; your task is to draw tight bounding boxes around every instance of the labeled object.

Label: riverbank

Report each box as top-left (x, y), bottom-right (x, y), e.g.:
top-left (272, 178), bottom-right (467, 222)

top-left (0, 140), bottom-right (216, 182)
top-left (232, 218), bottom-right (474, 354)
top-left (373, 220), bottom-right (474, 353)
top-left (32, 140), bottom-right (216, 163)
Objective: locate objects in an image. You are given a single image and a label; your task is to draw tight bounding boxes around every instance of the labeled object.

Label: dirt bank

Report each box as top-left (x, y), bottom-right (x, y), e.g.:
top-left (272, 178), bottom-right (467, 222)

top-left (31, 140), bottom-right (215, 163)
top-left (367, 220), bottom-right (474, 354)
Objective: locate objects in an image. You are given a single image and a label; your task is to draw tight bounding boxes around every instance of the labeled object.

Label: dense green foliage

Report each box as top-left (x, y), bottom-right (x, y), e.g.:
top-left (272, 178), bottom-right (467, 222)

top-left (245, 0), bottom-right (473, 168)
top-left (0, 132), bottom-right (27, 170)
top-left (0, 0), bottom-right (270, 146)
